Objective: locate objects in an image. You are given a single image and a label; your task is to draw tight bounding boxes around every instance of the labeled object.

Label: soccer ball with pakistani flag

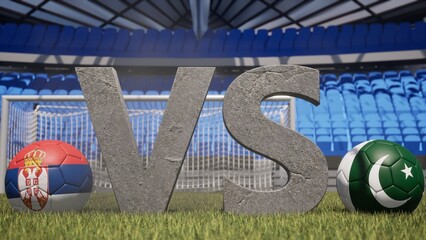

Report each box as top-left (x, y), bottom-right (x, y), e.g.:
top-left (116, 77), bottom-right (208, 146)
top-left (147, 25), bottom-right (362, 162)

top-left (336, 139), bottom-right (424, 212)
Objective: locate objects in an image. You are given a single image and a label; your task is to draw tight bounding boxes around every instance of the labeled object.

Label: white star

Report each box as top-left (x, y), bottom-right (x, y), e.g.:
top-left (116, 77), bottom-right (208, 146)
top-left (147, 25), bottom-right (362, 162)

top-left (401, 163), bottom-right (413, 180)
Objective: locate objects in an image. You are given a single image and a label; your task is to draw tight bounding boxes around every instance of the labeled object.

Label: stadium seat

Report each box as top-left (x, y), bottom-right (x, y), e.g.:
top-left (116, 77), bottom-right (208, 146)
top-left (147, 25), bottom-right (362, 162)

top-left (98, 28), bottom-right (118, 54)
top-left (68, 27), bottom-right (89, 53)
top-left (223, 29), bottom-right (241, 57)
top-left (9, 24), bottom-right (32, 51)
top-left (168, 29), bottom-right (186, 57)
top-left (352, 135), bottom-right (367, 147)
top-left (392, 94), bottom-right (411, 112)
top-left (196, 30), bottom-right (214, 57)
top-left (404, 135), bottom-right (421, 155)
top-left (0, 23), bottom-right (17, 50)
top-left (366, 23), bottom-right (382, 51)
top-left (322, 26), bottom-right (338, 53)
top-left (351, 24), bottom-right (368, 51)
top-left (381, 23), bottom-right (397, 51)
top-left (337, 25), bottom-right (353, 52)
top-left (39, 25), bottom-right (61, 52)
top-left (112, 29), bottom-right (130, 55)
top-left (182, 30), bottom-right (197, 57)
top-left (83, 27), bottom-right (102, 54)
top-left (238, 29), bottom-right (255, 56)
top-left (396, 22), bottom-right (411, 50)
top-left (126, 29), bottom-right (145, 56)
top-left (210, 29), bottom-right (227, 57)
top-left (294, 27), bottom-right (311, 54)
top-left (252, 29), bottom-right (268, 56)
top-left (280, 28), bottom-right (296, 55)
top-left (55, 26), bottom-right (75, 53)
top-left (412, 21), bottom-right (426, 49)
top-left (141, 29), bottom-right (159, 56)
top-left (25, 25), bottom-right (47, 51)
top-left (307, 26), bottom-right (325, 54)
top-left (265, 28), bottom-right (283, 56)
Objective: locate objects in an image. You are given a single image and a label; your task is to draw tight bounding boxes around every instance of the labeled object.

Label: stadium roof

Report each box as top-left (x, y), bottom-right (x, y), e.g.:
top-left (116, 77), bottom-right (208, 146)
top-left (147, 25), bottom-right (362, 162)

top-left (0, 0), bottom-right (425, 37)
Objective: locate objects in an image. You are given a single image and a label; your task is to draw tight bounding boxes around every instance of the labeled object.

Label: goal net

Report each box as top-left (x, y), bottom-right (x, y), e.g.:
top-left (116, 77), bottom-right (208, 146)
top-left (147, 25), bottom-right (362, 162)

top-left (0, 95), bottom-right (294, 192)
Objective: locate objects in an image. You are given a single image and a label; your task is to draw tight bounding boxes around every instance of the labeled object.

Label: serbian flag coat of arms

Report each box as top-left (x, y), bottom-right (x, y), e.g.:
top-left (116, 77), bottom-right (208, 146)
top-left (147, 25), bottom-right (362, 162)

top-left (4, 140), bottom-right (92, 211)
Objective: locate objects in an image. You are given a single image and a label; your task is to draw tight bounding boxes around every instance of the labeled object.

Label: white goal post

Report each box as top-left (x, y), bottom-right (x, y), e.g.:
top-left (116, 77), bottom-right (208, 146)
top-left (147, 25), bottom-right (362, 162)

top-left (0, 95), bottom-right (295, 193)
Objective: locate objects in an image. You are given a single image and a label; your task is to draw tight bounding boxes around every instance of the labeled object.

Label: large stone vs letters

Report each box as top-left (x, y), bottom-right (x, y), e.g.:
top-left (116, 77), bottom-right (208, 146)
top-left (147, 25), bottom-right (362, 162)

top-left (75, 65), bottom-right (327, 214)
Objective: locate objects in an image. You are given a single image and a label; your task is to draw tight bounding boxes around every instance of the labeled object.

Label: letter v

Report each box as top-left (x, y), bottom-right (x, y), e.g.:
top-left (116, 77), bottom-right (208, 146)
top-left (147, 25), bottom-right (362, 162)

top-left (76, 67), bottom-right (215, 213)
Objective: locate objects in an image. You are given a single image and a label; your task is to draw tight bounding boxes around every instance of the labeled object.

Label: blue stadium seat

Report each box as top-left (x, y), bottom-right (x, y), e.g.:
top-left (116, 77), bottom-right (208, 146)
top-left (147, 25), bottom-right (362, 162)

top-left (223, 29), bottom-right (241, 57)
top-left (381, 23), bottom-right (397, 51)
top-left (168, 29), bottom-right (186, 57)
top-left (351, 24), bottom-right (368, 51)
top-left (265, 28), bottom-right (283, 56)
top-left (366, 23), bottom-right (382, 51)
top-left (196, 30), bottom-right (213, 57)
top-left (322, 26), bottom-right (338, 53)
top-left (141, 29), bottom-right (159, 56)
top-left (126, 29), bottom-right (145, 56)
top-left (410, 96), bottom-right (426, 113)
top-left (399, 70), bottom-right (412, 77)
top-left (367, 127), bottom-right (384, 136)
top-left (359, 94), bottom-right (377, 113)
top-left (210, 29), bottom-right (227, 57)
top-left (69, 89), bottom-right (82, 95)
top-left (386, 135), bottom-right (403, 145)
top-left (9, 24), bottom-right (32, 51)
top-left (238, 29), bottom-right (255, 56)
top-left (392, 94), bottom-right (411, 112)
top-left (368, 71), bottom-right (382, 80)
top-left (68, 27), bottom-right (89, 53)
top-left (0, 23), bottom-right (17, 50)
top-left (25, 25), bottom-right (47, 51)
top-left (396, 22), bottom-right (411, 50)
top-left (412, 21), bottom-right (426, 49)
top-left (386, 78), bottom-right (404, 95)
top-left (98, 28), bottom-right (117, 54)
top-left (384, 71), bottom-right (398, 78)
top-left (21, 89), bottom-right (37, 95)
top-left (294, 27), bottom-right (311, 54)
top-left (83, 27), bottom-right (102, 54)
top-left (334, 135), bottom-right (349, 155)
top-left (316, 135), bottom-right (332, 155)
top-left (352, 135), bottom-right (367, 147)
top-left (252, 29), bottom-right (268, 56)
top-left (415, 69), bottom-right (426, 79)
top-left (55, 26), bottom-right (75, 53)
top-left (337, 25), bottom-right (353, 52)
top-left (182, 30), bottom-right (197, 57)
top-left (53, 89), bottom-right (68, 95)
top-left (280, 28), bottom-right (296, 55)
top-left (307, 26), bottom-right (325, 54)
top-left (371, 79), bottom-right (387, 95)
top-left (39, 89), bottom-right (53, 95)
top-left (355, 79), bottom-right (372, 95)
top-left (39, 25), bottom-right (60, 52)
top-left (112, 29), bottom-right (130, 55)
top-left (20, 72), bottom-right (34, 86)
top-left (404, 135), bottom-right (421, 155)
top-left (375, 93), bottom-right (394, 113)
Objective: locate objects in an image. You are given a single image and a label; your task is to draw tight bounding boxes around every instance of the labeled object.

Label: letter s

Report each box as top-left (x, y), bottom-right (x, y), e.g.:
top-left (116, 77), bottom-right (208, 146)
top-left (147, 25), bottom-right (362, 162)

top-left (222, 65), bottom-right (328, 214)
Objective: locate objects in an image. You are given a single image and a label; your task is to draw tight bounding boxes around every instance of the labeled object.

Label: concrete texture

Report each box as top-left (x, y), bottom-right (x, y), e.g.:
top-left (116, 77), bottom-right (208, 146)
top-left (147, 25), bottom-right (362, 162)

top-left (222, 65), bottom-right (328, 214)
top-left (76, 67), bottom-right (215, 213)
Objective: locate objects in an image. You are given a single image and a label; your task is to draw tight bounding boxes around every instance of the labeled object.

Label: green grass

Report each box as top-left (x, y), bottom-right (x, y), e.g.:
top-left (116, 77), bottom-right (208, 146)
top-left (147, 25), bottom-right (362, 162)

top-left (0, 192), bottom-right (425, 240)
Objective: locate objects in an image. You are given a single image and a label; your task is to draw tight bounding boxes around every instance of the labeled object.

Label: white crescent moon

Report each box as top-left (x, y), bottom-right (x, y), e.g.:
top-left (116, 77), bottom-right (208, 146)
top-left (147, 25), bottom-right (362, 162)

top-left (368, 154), bottom-right (410, 208)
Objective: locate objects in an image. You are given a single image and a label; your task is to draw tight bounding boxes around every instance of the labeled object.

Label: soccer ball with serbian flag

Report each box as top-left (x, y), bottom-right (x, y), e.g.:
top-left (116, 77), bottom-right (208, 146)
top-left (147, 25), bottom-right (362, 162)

top-left (5, 140), bottom-right (92, 211)
top-left (336, 140), bottom-right (424, 212)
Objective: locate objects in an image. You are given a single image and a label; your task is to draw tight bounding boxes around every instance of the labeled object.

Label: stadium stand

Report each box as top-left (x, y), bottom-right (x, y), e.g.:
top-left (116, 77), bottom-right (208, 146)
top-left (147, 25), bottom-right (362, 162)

top-left (0, 22), bottom-right (425, 57)
top-left (0, 69), bottom-right (425, 157)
